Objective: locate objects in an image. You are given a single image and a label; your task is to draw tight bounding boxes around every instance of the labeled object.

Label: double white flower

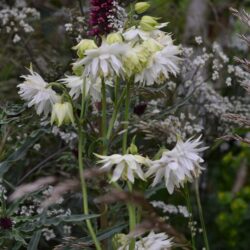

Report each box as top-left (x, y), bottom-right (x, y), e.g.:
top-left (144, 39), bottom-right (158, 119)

top-left (73, 42), bottom-right (129, 80)
top-left (146, 136), bottom-right (207, 194)
top-left (17, 69), bottom-right (59, 116)
top-left (59, 75), bottom-right (102, 101)
top-left (118, 231), bottom-right (173, 250)
top-left (95, 154), bottom-right (146, 183)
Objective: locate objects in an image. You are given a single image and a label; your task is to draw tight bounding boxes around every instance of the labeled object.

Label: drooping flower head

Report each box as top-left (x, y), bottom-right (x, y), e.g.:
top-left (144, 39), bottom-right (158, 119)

top-left (51, 102), bottom-right (75, 127)
top-left (146, 136), bottom-right (208, 194)
top-left (17, 69), bottom-right (60, 116)
top-left (95, 153), bottom-right (146, 183)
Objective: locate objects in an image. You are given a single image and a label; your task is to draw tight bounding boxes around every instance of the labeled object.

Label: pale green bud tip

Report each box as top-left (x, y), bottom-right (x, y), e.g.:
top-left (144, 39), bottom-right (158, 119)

top-left (140, 15), bottom-right (160, 31)
top-left (106, 32), bottom-right (123, 44)
top-left (135, 2), bottom-right (151, 14)
top-left (51, 102), bottom-right (75, 127)
top-left (112, 234), bottom-right (127, 249)
top-left (72, 39), bottom-right (97, 58)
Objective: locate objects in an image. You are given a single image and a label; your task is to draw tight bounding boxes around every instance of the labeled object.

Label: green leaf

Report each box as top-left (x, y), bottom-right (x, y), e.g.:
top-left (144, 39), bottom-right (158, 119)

top-left (27, 230), bottom-right (42, 250)
top-left (44, 214), bottom-right (100, 226)
top-left (81, 223), bottom-right (127, 243)
top-left (0, 129), bottom-right (44, 177)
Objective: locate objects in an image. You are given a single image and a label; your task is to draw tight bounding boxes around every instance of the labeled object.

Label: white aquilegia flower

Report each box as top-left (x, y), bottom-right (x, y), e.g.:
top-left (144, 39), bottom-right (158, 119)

top-left (59, 75), bottom-right (102, 101)
top-left (146, 136), bottom-right (207, 194)
top-left (118, 231), bottom-right (173, 250)
top-left (135, 42), bottom-right (181, 86)
top-left (95, 154), bottom-right (146, 183)
top-left (18, 69), bottom-right (60, 116)
top-left (73, 42), bottom-right (128, 80)
top-left (123, 26), bottom-right (150, 42)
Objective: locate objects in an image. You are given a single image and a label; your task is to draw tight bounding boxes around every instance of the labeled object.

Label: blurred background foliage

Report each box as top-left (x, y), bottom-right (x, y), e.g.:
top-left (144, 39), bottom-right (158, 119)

top-left (1, 0), bottom-right (250, 249)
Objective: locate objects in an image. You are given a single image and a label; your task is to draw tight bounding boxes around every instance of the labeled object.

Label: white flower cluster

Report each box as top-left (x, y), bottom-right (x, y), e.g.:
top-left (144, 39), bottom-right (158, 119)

top-left (42, 228), bottom-right (56, 241)
top-left (0, 181), bottom-right (7, 200)
top-left (17, 5), bottom-right (181, 127)
top-left (109, 0), bottom-right (127, 31)
top-left (151, 201), bottom-right (190, 218)
top-left (0, 4), bottom-right (40, 43)
top-left (96, 136), bottom-right (207, 194)
top-left (136, 113), bottom-right (203, 144)
top-left (72, 21), bottom-right (180, 86)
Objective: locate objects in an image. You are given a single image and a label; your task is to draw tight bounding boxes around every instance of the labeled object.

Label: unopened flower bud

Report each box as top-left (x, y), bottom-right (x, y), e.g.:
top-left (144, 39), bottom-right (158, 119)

top-left (51, 102), bottom-right (74, 127)
top-left (106, 32), bottom-right (123, 44)
top-left (140, 15), bottom-right (160, 31)
top-left (72, 39), bottom-right (97, 58)
top-left (135, 2), bottom-right (151, 14)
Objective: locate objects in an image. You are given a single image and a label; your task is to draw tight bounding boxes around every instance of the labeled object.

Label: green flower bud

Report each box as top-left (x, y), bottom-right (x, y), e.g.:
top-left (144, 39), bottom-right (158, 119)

top-left (112, 234), bottom-right (128, 249)
top-left (129, 136), bottom-right (138, 154)
top-left (72, 39), bottom-right (97, 58)
top-left (51, 102), bottom-right (74, 127)
top-left (106, 32), bottom-right (123, 44)
top-left (142, 38), bottom-right (163, 53)
top-left (140, 15), bottom-right (160, 31)
top-left (135, 2), bottom-right (151, 14)
top-left (123, 45), bottom-right (151, 76)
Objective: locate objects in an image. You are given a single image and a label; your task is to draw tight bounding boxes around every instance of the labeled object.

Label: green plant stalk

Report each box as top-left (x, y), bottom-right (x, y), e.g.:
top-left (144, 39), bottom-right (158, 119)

top-left (122, 81), bottom-right (131, 154)
top-left (101, 81), bottom-right (107, 155)
top-left (78, 81), bottom-right (102, 250)
top-left (106, 87), bottom-right (127, 141)
top-left (195, 179), bottom-right (210, 250)
top-left (127, 181), bottom-right (136, 250)
top-left (122, 81), bottom-right (136, 250)
top-left (184, 184), bottom-right (196, 250)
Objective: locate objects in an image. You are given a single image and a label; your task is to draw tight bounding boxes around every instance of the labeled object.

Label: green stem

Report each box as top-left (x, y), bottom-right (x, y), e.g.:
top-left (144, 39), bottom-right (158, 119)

top-left (122, 81), bottom-right (136, 250)
top-left (195, 179), bottom-right (210, 250)
top-left (184, 184), bottom-right (196, 250)
top-left (101, 81), bottom-right (107, 155)
top-left (122, 81), bottom-right (131, 154)
top-left (127, 182), bottom-right (136, 250)
top-left (106, 87), bottom-right (127, 141)
top-left (78, 81), bottom-right (102, 250)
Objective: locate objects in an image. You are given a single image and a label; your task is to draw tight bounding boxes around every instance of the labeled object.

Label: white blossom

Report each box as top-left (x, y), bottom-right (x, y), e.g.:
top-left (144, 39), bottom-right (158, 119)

top-left (146, 136), bottom-right (207, 194)
top-left (119, 231), bottom-right (173, 250)
top-left (135, 44), bottom-right (180, 86)
top-left (95, 154), bottom-right (146, 183)
top-left (73, 42), bottom-right (128, 80)
top-left (59, 75), bottom-right (102, 101)
top-left (17, 69), bottom-right (60, 116)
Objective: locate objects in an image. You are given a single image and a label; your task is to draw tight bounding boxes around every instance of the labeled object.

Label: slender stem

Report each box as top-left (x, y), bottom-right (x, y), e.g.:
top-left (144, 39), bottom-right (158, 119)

top-left (101, 81), bottom-right (107, 155)
top-left (106, 87), bottom-right (127, 140)
top-left (127, 181), bottom-right (136, 250)
top-left (195, 179), bottom-right (210, 250)
top-left (184, 184), bottom-right (196, 250)
top-left (122, 81), bottom-right (131, 154)
top-left (122, 81), bottom-right (136, 250)
top-left (78, 81), bottom-right (102, 250)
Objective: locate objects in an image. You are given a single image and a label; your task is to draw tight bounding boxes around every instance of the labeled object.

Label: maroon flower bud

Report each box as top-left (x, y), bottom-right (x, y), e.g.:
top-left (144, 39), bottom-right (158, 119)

top-left (0, 217), bottom-right (13, 230)
top-left (134, 103), bottom-right (147, 116)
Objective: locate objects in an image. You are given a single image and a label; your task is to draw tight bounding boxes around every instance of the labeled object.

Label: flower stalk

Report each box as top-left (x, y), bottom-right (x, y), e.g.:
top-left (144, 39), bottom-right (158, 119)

top-left (78, 82), bottom-right (102, 250)
top-left (195, 179), bottom-right (210, 250)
